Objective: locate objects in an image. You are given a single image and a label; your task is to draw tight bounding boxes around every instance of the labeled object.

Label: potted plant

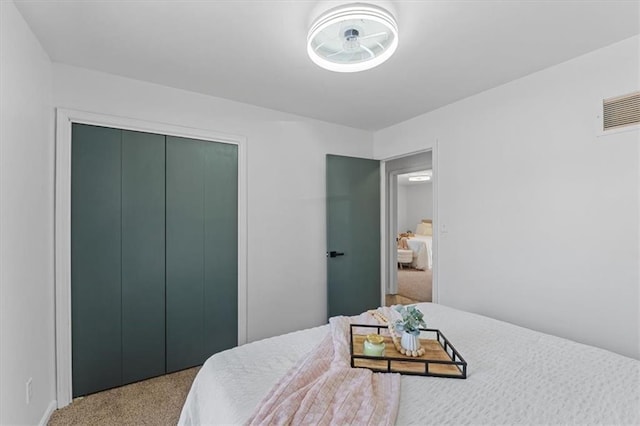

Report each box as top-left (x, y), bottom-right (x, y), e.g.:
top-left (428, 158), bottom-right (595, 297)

top-left (395, 305), bottom-right (426, 352)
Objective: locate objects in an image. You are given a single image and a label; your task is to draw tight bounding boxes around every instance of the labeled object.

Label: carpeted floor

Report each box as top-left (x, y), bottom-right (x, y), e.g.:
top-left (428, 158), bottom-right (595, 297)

top-left (397, 268), bottom-right (432, 302)
top-left (385, 293), bottom-right (419, 306)
top-left (48, 367), bottom-right (199, 425)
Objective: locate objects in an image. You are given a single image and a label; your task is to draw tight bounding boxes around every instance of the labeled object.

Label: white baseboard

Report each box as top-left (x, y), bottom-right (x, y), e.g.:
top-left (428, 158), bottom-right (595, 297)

top-left (39, 400), bottom-right (57, 426)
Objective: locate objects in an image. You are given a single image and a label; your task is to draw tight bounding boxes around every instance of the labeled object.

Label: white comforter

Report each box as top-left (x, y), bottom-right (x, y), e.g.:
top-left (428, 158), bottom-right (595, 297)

top-left (179, 303), bottom-right (640, 425)
top-left (406, 235), bottom-right (432, 270)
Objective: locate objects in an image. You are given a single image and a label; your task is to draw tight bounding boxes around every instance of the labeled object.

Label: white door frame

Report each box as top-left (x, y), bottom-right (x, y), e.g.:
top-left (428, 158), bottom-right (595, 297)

top-left (380, 144), bottom-right (439, 304)
top-left (54, 108), bottom-right (248, 408)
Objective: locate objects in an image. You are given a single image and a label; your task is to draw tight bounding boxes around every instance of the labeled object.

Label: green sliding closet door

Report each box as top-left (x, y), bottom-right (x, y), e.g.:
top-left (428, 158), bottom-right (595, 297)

top-left (72, 124), bottom-right (123, 397)
top-left (121, 130), bottom-right (166, 384)
top-left (72, 124), bottom-right (238, 394)
top-left (72, 125), bottom-right (166, 396)
top-left (165, 138), bottom-right (205, 372)
top-left (203, 142), bottom-right (238, 356)
top-left (166, 137), bottom-right (238, 372)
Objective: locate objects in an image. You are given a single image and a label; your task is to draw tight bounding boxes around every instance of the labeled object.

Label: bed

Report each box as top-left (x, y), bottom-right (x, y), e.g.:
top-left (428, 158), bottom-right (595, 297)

top-left (406, 234), bottom-right (432, 270)
top-left (179, 303), bottom-right (639, 425)
top-left (401, 220), bottom-right (432, 270)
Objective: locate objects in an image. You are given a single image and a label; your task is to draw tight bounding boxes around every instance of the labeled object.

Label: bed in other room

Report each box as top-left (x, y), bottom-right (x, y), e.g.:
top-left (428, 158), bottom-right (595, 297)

top-left (404, 220), bottom-right (432, 270)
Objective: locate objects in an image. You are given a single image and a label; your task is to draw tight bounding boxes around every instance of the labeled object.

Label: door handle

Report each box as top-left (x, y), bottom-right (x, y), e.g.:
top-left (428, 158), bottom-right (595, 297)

top-left (328, 251), bottom-right (345, 258)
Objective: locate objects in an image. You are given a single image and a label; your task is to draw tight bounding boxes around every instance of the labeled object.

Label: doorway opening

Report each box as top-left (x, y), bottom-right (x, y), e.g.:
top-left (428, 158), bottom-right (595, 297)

top-left (392, 170), bottom-right (433, 304)
top-left (381, 150), bottom-right (434, 307)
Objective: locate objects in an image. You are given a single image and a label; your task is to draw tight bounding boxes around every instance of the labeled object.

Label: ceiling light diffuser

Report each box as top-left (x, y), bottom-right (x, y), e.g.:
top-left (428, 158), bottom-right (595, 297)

top-left (408, 176), bottom-right (429, 182)
top-left (307, 3), bottom-right (399, 73)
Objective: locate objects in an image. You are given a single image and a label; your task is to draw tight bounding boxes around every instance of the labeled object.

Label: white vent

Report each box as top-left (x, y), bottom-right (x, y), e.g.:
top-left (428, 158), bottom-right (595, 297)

top-left (603, 92), bottom-right (640, 131)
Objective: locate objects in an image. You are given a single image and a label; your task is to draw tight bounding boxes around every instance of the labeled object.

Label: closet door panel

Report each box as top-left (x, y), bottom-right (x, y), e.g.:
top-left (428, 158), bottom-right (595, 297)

top-left (203, 142), bottom-right (238, 355)
top-left (71, 124), bottom-right (122, 396)
top-left (166, 137), bottom-right (205, 372)
top-left (121, 130), bottom-right (166, 384)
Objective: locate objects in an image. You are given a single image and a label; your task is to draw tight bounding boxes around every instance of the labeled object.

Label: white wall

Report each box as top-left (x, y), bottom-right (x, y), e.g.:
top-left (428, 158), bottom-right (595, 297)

top-left (0, 2), bottom-right (56, 424)
top-left (397, 185), bottom-right (408, 233)
top-left (398, 183), bottom-right (433, 233)
top-left (52, 64), bottom-right (373, 343)
top-left (374, 36), bottom-right (640, 359)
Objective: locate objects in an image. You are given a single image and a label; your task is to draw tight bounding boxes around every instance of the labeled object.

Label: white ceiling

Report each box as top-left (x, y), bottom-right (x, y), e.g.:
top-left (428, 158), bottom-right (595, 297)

top-left (15, 0), bottom-right (640, 131)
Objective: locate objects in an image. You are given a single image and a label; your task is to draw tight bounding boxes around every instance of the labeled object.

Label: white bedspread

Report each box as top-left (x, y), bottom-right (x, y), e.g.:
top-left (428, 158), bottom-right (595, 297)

top-left (179, 303), bottom-right (640, 425)
top-left (406, 235), bottom-right (432, 270)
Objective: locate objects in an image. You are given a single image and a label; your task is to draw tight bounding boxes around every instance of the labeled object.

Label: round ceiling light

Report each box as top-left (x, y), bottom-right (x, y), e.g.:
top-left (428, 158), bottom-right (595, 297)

top-left (307, 3), bottom-right (399, 73)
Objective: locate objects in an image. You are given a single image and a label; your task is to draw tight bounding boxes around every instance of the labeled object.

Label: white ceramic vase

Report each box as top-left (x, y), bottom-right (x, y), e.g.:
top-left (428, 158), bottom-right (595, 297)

top-left (401, 331), bottom-right (420, 352)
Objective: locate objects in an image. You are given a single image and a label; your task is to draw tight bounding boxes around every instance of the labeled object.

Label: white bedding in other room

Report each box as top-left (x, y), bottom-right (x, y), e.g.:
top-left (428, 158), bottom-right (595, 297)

top-left (406, 235), bottom-right (432, 270)
top-left (179, 303), bottom-right (639, 425)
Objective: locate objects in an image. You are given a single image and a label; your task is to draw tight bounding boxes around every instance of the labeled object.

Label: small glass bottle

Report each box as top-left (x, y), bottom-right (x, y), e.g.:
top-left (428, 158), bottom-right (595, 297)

top-left (363, 334), bottom-right (385, 357)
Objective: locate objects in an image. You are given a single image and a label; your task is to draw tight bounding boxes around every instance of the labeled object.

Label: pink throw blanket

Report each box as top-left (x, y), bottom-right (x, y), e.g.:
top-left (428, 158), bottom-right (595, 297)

top-left (247, 311), bottom-right (401, 426)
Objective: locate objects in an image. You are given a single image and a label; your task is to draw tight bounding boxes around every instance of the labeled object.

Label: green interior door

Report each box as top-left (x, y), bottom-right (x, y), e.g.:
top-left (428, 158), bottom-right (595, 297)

top-left (326, 154), bottom-right (381, 319)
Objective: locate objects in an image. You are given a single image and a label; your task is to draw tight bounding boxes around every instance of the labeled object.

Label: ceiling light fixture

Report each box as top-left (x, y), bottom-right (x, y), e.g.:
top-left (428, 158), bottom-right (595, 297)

top-left (307, 3), bottom-right (399, 73)
top-left (408, 176), bottom-right (430, 182)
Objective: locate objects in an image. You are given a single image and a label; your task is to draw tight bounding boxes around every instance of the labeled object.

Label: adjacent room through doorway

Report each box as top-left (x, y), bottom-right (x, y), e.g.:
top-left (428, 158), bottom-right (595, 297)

top-left (394, 170), bottom-right (433, 304)
top-left (382, 151), bottom-right (434, 307)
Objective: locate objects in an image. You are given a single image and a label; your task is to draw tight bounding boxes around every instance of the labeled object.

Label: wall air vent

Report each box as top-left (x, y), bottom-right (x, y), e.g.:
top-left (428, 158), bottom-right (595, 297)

top-left (603, 92), bottom-right (640, 131)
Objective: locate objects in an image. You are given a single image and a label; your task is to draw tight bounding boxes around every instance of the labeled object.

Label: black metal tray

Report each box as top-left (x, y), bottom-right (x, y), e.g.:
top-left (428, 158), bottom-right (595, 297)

top-left (349, 323), bottom-right (467, 378)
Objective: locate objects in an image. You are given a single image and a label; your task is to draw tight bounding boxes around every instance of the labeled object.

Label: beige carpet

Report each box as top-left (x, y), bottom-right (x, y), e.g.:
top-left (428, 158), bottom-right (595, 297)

top-left (385, 293), bottom-right (419, 306)
top-left (48, 367), bottom-right (199, 426)
top-left (397, 268), bottom-right (432, 302)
